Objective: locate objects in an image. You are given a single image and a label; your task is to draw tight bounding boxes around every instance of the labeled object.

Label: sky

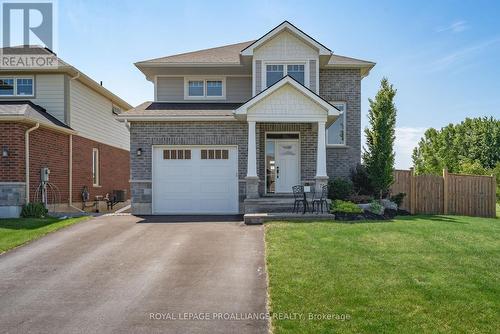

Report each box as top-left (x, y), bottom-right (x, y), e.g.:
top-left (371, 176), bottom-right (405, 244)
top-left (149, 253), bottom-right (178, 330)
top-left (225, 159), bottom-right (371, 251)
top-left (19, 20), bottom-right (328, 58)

top-left (51, 1), bottom-right (500, 168)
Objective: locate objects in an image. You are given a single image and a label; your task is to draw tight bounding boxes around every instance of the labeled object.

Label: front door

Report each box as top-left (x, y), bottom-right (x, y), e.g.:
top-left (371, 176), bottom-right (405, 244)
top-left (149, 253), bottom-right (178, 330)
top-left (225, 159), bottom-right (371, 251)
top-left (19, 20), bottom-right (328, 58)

top-left (266, 137), bottom-right (300, 193)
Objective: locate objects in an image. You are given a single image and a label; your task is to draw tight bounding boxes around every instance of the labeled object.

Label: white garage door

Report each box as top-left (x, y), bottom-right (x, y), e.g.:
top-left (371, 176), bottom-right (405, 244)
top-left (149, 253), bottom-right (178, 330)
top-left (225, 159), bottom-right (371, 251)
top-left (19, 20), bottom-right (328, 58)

top-left (152, 146), bottom-right (239, 214)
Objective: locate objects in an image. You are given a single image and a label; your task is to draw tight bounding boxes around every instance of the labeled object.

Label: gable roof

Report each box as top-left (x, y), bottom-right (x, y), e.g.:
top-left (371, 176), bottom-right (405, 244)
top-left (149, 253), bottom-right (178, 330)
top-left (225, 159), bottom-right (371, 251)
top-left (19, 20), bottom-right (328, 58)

top-left (240, 20), bottom-right (332, 56)
top-left (135, 41), bottom-right (255, 67)
top-left (0, 46), bottom-right (132, 110)
top-left (0, 100), bottom-right (75, 132)
top-left (134, 22), bottom-right (374, 76)
top-left (235, 75), bottom-right (340, 116)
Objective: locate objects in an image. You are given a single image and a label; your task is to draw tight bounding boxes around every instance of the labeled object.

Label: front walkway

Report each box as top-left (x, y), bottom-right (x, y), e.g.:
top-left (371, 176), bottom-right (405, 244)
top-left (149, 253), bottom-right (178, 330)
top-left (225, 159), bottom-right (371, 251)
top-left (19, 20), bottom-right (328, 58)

top-left (0, 215), bottom-right (267, 334)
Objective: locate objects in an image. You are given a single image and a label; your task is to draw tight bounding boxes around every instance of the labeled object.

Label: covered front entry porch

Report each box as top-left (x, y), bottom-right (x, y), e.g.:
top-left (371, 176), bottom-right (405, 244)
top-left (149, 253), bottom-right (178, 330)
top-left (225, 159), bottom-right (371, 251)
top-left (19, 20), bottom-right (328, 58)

top-left (234, 76), bottom-right (340, 208)
top-left (245, 121), bottom-right (328, 199)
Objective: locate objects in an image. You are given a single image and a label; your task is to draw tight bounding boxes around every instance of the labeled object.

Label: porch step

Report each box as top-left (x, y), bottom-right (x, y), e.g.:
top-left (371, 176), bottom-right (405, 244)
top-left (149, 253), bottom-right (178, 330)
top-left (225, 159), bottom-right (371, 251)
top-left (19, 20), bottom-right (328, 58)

top-left (244, 197), bottom-right (298, 213)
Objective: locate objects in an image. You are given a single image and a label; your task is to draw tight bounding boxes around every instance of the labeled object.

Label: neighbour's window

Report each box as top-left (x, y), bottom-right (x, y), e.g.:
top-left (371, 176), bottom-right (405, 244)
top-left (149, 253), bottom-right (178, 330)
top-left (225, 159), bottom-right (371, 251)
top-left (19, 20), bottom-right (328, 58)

top-left (92, 148), bottom-right (100, 186)
top-left (327, 102), bottom-right (347, 145)
top-left (16, 78), bottom-right (33, 96)
top-left (206, 80), bottom-right (223, 96)
top-left (0, 78), bottom-right (14, 95)
top-left (266, 65), bottom-right (284, 87)
top-left (0, 77), bottom-right (34, 96)
top-left (188, 81), bottom-right (204, 96)
top-left (287, 64), bottom-right (305, 85)
top-left (201, 149), bottom-right (229, 160)
top-left (163, 149), bottom-right (191, 160)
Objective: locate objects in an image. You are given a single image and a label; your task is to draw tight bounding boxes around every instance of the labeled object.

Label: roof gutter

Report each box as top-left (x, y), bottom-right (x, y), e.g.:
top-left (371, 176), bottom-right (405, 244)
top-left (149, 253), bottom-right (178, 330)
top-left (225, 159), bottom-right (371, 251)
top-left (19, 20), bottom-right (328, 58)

top-left (116, 115), bottom-right (237, 122)
top-left (0, 116), bottom-right (77, 134)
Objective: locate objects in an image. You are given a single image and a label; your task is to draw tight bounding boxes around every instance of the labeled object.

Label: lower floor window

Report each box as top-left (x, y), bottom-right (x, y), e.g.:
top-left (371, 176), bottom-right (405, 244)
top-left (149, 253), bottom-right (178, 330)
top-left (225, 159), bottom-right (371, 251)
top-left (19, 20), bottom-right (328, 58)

top-left (327, 102), bottom-right (347, 145)
top-left (201, 149), bottom-right (229, 160)
top-left (163, 149), bottom-right (191, 160)
top-left (92, 148), bottom-right (99, 186)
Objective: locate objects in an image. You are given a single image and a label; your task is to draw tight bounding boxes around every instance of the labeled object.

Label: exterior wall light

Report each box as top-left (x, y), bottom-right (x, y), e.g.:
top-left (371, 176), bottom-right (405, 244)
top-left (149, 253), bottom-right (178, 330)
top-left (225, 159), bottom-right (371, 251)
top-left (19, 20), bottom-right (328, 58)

top-left (2, 146), bottom-right (8, 157)
top-left (136, 148), bottom-right (143, 156)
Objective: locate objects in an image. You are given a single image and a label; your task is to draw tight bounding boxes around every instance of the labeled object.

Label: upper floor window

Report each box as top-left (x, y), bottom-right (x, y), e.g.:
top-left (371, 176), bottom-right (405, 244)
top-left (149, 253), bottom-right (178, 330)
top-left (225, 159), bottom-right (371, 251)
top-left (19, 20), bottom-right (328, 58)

top-left (287, 64), bottom-right (305, 84)
top-left (327, 102), bottom-right (347, 146)
top-left (185, 78), bottom-right (225, 99)
top-left (266, 65), bottom-right (284, 87)
top-left (266, 64), bottom-right (305, 88)
top-left (0, 77), bottom-right (33, 96)
top-left (206, 80), bottom-right (223, 96)
top-left (188, 80), bottom-right (204, 96)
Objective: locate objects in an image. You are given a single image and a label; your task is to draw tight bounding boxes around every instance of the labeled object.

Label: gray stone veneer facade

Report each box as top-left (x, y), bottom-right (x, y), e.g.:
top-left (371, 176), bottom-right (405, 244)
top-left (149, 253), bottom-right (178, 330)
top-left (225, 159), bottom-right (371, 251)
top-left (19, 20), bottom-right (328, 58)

top-left (129, 68), bottom-right (362, 214)
top-left (320, 68), bottom-right (362, 178)
top-left (0, 182), bottom-right (25, 217)
top-left (130, 121), bottom-right (248, 214)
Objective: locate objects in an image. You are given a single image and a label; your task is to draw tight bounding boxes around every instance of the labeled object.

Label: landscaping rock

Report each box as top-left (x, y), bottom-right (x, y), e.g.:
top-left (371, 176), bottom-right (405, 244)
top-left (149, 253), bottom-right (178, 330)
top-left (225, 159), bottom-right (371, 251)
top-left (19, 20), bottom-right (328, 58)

top-left (381, 199), bottom-right (398, 210)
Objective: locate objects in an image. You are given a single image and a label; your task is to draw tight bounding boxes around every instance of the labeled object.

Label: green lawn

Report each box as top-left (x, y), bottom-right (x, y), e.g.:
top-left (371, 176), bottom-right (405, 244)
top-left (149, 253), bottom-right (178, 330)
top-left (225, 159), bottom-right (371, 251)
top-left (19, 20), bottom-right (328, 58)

top-left (0, 216), bottom-right (89, 253)
top-left (265, 215), bottom-right (500, 333)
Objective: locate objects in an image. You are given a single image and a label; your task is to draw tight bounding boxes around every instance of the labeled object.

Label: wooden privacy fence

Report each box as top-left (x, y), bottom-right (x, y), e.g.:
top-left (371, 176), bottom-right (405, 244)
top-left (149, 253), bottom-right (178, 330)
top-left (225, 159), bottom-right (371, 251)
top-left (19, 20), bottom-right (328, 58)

top-left (391, 169), bottom-right (497, 217)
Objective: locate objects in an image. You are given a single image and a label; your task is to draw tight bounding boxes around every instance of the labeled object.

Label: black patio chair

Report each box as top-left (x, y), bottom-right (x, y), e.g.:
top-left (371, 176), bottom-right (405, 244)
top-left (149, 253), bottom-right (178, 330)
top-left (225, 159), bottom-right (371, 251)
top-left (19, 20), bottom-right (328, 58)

top-left (311, 185), bottom-right (329, 214)
top-left (292, 185), bottom-right (308, 214)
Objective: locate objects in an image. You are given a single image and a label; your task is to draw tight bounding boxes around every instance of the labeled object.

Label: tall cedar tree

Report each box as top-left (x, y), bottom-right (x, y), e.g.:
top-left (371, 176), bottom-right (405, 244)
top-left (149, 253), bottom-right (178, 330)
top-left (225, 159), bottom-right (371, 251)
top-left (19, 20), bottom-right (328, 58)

top-left (363, 78), bottom-right (397, 197)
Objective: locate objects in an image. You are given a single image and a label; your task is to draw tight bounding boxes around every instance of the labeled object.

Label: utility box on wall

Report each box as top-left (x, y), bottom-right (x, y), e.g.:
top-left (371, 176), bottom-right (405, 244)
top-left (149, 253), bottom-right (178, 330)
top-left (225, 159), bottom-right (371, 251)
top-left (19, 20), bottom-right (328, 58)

top-left (41, 168), bottom-right (50, 182)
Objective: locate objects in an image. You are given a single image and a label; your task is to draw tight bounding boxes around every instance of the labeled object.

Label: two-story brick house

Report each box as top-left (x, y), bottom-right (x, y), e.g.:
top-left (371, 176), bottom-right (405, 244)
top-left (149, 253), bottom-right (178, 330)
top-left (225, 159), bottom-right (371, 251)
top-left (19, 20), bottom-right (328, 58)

top-left (119, 21), bottom-right (375, 215)
top-left (0, 47), bottom-right (132, 217)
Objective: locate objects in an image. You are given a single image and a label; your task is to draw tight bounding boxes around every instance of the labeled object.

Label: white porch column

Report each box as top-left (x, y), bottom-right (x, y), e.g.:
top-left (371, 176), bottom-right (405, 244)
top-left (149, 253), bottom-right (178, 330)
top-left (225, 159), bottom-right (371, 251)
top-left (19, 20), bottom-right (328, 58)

top-left (245, 121), bottom-right (259, 198)
top-left (247, 121), bottom-right (257, 177)
top-left (315, 121), bottom-right (329, 192)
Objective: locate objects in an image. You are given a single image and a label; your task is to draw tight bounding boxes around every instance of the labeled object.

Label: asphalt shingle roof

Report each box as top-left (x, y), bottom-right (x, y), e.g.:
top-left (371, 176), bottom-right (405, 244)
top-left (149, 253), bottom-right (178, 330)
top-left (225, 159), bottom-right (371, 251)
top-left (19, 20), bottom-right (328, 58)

top-left (0, 101), bottom-right (72, 129)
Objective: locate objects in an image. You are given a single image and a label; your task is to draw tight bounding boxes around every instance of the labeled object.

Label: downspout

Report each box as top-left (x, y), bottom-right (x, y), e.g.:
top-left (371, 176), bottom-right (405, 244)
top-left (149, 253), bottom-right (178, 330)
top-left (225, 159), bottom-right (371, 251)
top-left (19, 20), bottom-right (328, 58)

top-left (25, 122), bottom-right (40, 204)
top-left (68, 134), bottom-right (84, 212)
top-left (68, 71), bottom-right (84, 212)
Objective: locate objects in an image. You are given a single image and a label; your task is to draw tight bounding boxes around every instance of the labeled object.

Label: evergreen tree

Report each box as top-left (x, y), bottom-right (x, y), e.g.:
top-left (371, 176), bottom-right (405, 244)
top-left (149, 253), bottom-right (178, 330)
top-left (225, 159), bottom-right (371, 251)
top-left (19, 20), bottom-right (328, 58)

top-left (363, 78), bottom-right (397, 197)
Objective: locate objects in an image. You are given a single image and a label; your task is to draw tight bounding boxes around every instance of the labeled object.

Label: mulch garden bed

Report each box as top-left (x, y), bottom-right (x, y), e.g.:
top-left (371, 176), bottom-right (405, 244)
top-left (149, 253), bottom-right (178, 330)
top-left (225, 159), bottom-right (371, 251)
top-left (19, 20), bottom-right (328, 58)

top-left (334, 209), bottom-right (410, 221)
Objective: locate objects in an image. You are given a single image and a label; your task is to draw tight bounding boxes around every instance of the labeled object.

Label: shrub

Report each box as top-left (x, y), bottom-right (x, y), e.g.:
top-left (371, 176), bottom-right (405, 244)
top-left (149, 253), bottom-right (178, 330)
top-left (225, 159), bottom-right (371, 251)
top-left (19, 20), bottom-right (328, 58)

top-left (328, 178), bottom-right (353, 200)
top-left (348, 194), bottom-right (374, 204)
top-left (390, 192), bottom-right (406, 208)
top-left (368, 200), bottom-right (384, 215)
top-left (330, 200), bottom-right (363, 214)
top-left (21, 202), bottom-right (48, 218)
top-left (350, 164), bottom-right (374, 195)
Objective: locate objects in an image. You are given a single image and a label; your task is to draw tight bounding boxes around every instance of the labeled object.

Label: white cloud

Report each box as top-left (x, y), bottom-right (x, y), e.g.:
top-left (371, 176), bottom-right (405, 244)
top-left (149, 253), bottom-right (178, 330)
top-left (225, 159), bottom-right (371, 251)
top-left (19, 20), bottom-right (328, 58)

top-left (427, 38), bottom-right (500, 72)
top-left (394, 127), bottom-right (426, 169)
top-left (437, 20), bottom-right (468, 33)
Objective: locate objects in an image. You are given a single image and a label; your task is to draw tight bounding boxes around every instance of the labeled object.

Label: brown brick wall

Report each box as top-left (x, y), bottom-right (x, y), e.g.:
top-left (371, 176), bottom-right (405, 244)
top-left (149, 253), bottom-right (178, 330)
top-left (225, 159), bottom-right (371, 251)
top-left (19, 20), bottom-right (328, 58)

top-left (1, 122), bottom-right (130, 205)
top-left (72, 135), bottom-right (130, 203)
top-left (0, 122), bottom-right (27, 182)
top-left (28, 127), bottom-right (70, 203)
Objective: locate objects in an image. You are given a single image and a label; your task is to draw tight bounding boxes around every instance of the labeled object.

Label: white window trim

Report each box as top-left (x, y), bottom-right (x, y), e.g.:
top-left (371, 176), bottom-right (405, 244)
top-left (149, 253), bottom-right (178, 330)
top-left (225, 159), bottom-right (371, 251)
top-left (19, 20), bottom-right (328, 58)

top-left (184, 77), bottom-right (226, 100)
top-left (92, 148), bottom-right (100, 187)
top-left (0, 76), bottom-right (35, 97)
top-left (326, 102), bottom-right (347, 147)
top-left (262, 61), bottom-right (309, 89)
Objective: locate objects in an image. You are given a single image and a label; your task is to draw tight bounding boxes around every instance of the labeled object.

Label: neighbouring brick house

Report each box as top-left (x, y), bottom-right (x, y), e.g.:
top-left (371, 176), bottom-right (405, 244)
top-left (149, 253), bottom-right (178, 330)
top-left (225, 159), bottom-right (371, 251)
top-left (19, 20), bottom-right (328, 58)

top-left (118, 21), bottom-right (374, 215)
top-left (0, 47), bottom-right (131, 217)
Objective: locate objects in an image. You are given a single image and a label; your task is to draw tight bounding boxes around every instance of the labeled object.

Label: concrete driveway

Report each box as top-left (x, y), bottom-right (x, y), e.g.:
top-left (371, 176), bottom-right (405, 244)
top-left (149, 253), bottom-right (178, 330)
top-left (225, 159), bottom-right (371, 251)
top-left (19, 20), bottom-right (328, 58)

top-left (0, 215), bottom-right (267, 334)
